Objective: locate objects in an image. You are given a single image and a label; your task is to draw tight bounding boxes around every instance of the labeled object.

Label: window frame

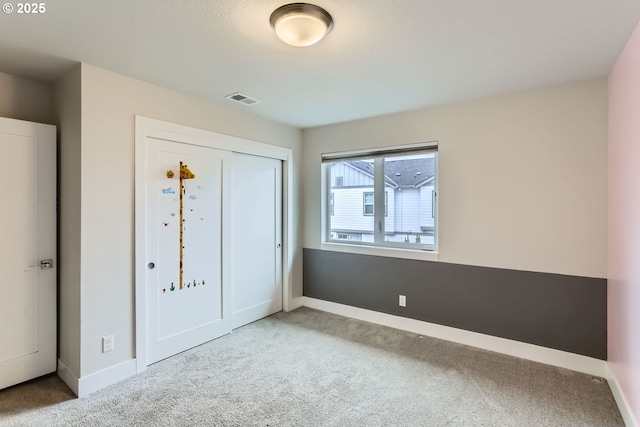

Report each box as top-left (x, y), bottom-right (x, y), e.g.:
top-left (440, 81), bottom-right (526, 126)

top-left (322, 142), bottom-right (438, 255)
top-left (363, 192), bottom-right (374, 216)
top-left (363, 191), bottom-right (388, 216)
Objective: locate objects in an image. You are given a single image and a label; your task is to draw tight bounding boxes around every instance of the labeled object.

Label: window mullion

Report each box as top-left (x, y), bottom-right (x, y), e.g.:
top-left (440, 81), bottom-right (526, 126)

top-left (373, 158), bottom-right (385, 243)
top-left (325, 164), bottom-right (332, 241)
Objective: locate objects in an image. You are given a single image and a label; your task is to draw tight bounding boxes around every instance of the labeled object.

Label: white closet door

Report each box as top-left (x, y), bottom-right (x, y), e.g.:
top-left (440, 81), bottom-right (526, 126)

top-left (0, 118), bottom-right (56, 390)
top-left (145, 138), bottom-right (231, 364)
top-left (231, 153), bottom-right (283, 329)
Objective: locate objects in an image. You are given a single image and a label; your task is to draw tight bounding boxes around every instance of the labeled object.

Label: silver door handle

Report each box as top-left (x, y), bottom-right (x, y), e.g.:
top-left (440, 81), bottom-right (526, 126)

top-left (29, 259), bottom-right (53, 269)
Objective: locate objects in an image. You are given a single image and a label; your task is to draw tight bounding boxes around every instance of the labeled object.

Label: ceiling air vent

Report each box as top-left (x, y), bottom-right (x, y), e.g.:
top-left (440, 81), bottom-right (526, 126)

top-left (225, 92), bottom-right (261, 106)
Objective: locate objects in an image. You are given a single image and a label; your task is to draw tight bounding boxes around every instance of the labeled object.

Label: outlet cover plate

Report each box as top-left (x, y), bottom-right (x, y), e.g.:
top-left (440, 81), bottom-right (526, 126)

top-left (103, 335), bottom-right (114, 353)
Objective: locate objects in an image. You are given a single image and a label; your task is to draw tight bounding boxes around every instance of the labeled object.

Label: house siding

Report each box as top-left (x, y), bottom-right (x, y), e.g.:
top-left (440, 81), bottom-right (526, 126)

top-left (331, 187), bottom-right (376, 233)
top-left (331, 162), bottom-right (373, 187)
top-left (393, 188), bottom-right (421, 236)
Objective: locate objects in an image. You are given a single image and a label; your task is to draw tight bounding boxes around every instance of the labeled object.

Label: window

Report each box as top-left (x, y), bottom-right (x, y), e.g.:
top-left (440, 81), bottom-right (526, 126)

top-left (363, 192), bottom-right (374, 215)
top-left (323, 142), bottom-right (437, 251)
top-left (363, 192), bottom-right (388, 216)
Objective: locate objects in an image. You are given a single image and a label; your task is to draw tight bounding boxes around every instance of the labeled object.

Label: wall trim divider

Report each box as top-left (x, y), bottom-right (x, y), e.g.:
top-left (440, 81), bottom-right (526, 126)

top-left (607, 363), bottom-right (639, 427)
top-left (297, 297), bottom-right (607, 377)
top-left (57, 358), bottom-right (137, 398)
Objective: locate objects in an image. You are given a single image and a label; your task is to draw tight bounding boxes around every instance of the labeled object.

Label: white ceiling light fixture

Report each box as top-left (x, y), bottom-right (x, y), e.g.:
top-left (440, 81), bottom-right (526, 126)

top-left (270, 3), bottom-right (333, 47)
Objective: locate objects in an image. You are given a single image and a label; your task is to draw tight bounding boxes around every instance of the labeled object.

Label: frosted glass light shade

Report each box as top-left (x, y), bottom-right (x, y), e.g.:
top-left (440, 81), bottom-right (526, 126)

top-left (270, 3), bottom-right (333, 47)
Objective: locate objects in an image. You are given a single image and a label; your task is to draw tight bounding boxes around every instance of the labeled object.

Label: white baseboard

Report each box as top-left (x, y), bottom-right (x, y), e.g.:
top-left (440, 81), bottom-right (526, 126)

top-left (607, 363), bottom-right (639, 427)
top-left (287, 296), bottom-right (305, 311)
top-left (57, 358), bottom-right (137, 398)
top-left (56, 359), bottom-right (79, 396)
top-left (299, 297), bottom-right (607, 378)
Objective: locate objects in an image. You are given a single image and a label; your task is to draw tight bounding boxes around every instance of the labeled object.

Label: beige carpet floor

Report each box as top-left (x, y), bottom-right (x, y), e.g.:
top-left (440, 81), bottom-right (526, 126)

top-left (0, 307), bottom-right (624, 426)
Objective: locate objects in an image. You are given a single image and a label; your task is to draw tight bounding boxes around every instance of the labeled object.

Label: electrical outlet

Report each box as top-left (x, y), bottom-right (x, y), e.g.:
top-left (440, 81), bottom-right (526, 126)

top-left (399, 295), bottom-right (406, 307)
top-left (103, 335), bottom-right (114, 353)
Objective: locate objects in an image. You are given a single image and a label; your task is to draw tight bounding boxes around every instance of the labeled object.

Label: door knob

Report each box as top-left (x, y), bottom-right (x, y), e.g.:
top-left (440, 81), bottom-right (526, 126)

top-left (148, 262), bottom-right (156, 270)
top-left (29, 259), bottom-right (53, 269)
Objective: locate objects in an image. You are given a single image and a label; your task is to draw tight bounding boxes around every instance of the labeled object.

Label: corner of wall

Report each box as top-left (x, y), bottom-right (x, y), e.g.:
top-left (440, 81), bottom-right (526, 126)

top-left (56, 359), bottom-right (79, 396)
top-left (53, 64), bottom-right (83, 378)
top-left (607, 18), bottom-right (640, 427)
top-left (57, 357), bottom-right (137, 398)
top-left (0, 70), bottom-right (55, 124)
top-left (607, 363), bottom-right (639, 427)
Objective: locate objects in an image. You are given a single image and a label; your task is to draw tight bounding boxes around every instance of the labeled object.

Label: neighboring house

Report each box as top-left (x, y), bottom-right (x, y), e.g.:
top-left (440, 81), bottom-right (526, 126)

top-left (329, 156), bottom-right (436, 244)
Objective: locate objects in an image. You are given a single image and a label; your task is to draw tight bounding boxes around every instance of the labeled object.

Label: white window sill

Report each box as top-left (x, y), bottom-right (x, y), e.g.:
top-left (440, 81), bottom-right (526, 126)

top-left (321, 242), bottom-right (439, 262)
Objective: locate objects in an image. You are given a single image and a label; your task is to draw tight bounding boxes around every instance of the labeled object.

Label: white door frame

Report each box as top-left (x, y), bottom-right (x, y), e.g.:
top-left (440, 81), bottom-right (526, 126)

top-left (134, 116), bottom-right (294, 374)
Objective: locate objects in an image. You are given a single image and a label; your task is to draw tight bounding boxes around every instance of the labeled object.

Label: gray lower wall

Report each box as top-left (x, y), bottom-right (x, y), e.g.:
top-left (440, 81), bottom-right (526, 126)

top-left (303, 248), bottom-right (607, 360)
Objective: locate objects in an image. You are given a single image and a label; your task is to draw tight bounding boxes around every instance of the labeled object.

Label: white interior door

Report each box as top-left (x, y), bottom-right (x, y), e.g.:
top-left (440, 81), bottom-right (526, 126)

top-left (145, 137), bottom-right (231, 364)
top-left (0, 117), bottom-right (56, 390)
top-left (231, 153), bottom-right (283, 329)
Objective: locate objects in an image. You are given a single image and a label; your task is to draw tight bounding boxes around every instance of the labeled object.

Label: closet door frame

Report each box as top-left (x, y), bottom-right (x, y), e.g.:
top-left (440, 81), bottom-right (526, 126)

top-left (134, 116), bottom-right (294, 374)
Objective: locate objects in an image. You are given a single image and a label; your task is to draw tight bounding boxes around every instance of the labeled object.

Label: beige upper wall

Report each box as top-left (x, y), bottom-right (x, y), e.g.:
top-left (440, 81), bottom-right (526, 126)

top-left (302, 79), bottom-right (608, 278)
top-left (79, 63), bottom-right (302, 376)
top-left (0, 71), bottom-right (55, 124)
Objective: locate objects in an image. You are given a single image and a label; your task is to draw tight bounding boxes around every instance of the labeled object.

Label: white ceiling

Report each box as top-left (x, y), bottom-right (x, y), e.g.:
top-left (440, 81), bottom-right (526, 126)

top-left (0, 0), bottom-right (638, 128)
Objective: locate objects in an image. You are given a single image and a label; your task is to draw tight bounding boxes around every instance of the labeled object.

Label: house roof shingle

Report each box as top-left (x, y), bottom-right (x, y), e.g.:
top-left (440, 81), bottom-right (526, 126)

top-left (346, 157), bottom-right (435, 188)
